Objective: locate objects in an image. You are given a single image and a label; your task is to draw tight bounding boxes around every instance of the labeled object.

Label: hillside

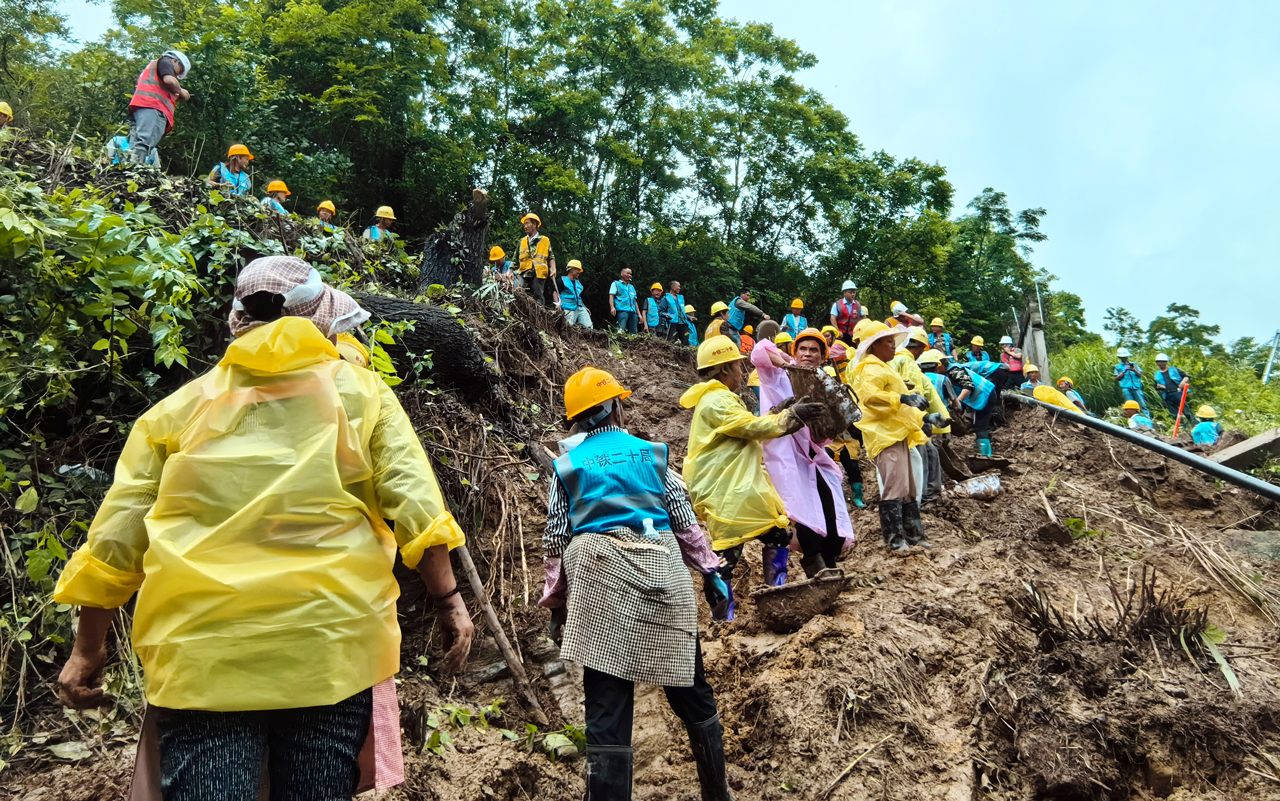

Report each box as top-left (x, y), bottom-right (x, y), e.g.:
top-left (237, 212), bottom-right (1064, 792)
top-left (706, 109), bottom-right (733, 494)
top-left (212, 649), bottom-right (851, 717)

top-left (3, 139), bottom-right (1280, 801)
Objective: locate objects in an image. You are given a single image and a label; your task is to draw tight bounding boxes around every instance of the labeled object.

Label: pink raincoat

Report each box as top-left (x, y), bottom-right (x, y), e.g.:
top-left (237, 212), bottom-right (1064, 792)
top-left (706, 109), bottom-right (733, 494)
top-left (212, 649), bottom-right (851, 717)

top-left (751, 339), bottom-right (855, 545)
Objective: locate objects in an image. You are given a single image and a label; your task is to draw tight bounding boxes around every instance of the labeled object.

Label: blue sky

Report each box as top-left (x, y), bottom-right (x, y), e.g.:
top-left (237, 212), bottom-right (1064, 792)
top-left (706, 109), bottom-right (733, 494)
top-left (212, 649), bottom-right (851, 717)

top-left (56, 0), bottom-right (1279, 345)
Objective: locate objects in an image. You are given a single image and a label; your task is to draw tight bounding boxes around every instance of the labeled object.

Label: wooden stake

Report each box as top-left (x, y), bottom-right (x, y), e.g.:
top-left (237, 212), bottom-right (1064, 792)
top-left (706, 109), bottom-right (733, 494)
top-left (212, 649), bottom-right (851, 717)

top-left (455, 544), bottom-right (548, 725)
top-left (1038, 490), bottom-right (1058, 525)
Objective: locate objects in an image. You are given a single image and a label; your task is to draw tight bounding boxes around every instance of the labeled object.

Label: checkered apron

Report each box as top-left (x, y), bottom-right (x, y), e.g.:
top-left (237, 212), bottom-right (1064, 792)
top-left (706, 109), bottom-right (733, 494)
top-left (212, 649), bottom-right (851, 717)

top-left (560, 529), bottom-right (698, 687)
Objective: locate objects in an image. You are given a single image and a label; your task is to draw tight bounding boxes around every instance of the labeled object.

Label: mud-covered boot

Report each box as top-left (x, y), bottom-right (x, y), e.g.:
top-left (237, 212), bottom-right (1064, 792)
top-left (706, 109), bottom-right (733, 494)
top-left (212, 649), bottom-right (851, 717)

top-left (685, 713), bottom-right (735, 801)
top-left (878, 500), bottom-right (909, 553)
top-left (851, 482), bottom-right (866, 509)
top-left (978, 437), bottom-right (993, 457)
top-left (761, 546), bottom-right (790, 587)
top-left (800, 552), bottom-right (826, 579)
top-left (585, 745), bottom-right (633, 801)
top-left (902, 501), bottom-right (930, 549)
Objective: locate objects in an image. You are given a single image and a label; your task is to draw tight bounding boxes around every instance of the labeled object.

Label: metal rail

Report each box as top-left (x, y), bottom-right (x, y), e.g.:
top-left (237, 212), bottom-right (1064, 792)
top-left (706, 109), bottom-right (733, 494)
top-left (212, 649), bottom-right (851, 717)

top-left (1002, 391), bottom-right (1280, 504)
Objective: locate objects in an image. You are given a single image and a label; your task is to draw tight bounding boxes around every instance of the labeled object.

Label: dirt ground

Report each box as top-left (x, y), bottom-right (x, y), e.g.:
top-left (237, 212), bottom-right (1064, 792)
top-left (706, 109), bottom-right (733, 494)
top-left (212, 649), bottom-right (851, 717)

top-left (8, 294), bottom-right (1280, 801)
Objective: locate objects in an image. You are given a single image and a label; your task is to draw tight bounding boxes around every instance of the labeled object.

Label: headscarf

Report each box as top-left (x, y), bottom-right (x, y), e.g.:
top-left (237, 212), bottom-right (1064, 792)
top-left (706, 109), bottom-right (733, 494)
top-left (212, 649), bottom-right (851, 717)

top-left (229, 256), bottom-right (370, 337)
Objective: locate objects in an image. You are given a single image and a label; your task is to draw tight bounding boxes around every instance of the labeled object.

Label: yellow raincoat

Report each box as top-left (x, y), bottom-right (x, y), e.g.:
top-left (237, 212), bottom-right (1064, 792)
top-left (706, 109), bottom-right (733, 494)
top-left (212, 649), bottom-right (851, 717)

top-left (1033, 384), bottom-right (1080, 412)
top-left (54, 317), bottom-right (464, 711)
top-left (679, 380), bottom-right (791, 551)
top-left (846, 355), bottom-right (927, 459)
top-left (890, 350), bottom-right (950, 435)
top-left (823, 365), bottom-right (860, 459)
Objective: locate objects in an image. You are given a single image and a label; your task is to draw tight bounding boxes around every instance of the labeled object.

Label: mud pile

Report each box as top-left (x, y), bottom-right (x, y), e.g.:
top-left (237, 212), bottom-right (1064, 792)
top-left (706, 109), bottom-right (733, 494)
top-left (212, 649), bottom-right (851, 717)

top-left (8, 290), bottom-right (1280, 801)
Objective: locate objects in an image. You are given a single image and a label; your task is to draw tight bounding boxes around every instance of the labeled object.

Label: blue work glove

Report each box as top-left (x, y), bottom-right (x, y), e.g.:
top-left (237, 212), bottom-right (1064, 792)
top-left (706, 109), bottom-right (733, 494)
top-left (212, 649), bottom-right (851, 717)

top-left (702, 570), bottom-right (735, 622)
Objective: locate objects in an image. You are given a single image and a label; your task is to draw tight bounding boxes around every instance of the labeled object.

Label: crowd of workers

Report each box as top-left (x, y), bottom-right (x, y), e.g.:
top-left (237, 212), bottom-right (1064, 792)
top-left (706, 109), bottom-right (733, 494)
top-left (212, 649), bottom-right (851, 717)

top-left (42, 49), bottom-right (1238, 801)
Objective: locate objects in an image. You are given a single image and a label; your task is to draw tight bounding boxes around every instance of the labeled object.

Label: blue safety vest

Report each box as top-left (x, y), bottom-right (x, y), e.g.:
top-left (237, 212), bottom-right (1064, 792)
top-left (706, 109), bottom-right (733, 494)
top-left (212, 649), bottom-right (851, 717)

top-left (1129, 414), bottom-right (1154, 431)
top-left (925, 371), bottom-right (949, 400)
top-left (727, 299), bottom-right (746, 331)
top-left (966, 350), bottom-right (991, 363)
top-left (212, 163), bottom-right (252, 195)
top-left (552, 430), bottom-right (671, 534)
top-left (660, 293), bottom-right (680, 324)
top-left (560, 277), bottom-right (585, 310)
top-left (1192, 421), bottom-right (1222, 444)
top-left (1065, 389), bottom-right (1086, 409)
top-left (1114, 361), bottom-right (1143, 389)
top-left (1156, 367), bottom-right (1188, 397)
top-left (929, 332), bottom-right (952, 354)
top-left (675, 295), bottom-right (688, 324)
top-left (686, 320), bottom-right (699, 346)
top-left (262, 197), bottom-right (288, 214)
top-left (645, 296), bottom-right (661, 327)
top-left (610, 281), bottom-right (637, 312)
top-left (959, 366), bottom-right (996, 411)
top-left (110, 135), bottom-right (129, 164)
top-left (781, 314), bottom-right (806, 337)
top-left (368, 226), bottom-right (391, 241)
top-left (967, 360), bottom-right (1004, 379)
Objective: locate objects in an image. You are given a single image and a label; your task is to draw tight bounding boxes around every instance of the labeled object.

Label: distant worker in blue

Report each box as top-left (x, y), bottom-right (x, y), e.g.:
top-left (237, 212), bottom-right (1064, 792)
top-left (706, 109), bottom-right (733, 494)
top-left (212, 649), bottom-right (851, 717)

top-left (1020, 364), bottom-right (1045, 392)
top-left (684, 305), bottom-right (699, 346)
top-left (965, 336), bottom-right (991, 363)
top-left (206, 143), bottom-right (253, 195)
top-left (106, 133), bottom-right (160, 168)
top-left (661, 281), bottom-right (689, 344)
top-left (644, 283), bottom-right (664, 336)
top-left (1122, 399), bottom-right (1155, 434)
top-left (488, 246), bottom-right (514, 283)
top-left (1154, 353), bottom-right (1194, 422)
top-left (261, 180), bottom-right (290, 214)
top-left (944, 353), bottom-right (999, 456)
top-left (781, 299), bottom-right (807, 337)
top-left (364, 206), bottom-right (397, 242)
top-left (559, 260), bottom-right (591, 328)
top-left (317, 200), bottom-right (337, 232)
top-left (725, 288), bottom-right (769, 347)
top-left (1191, 406), bottom-right (1223, 445)
top-left (1113, 347), bottom-right (1148, 415)
top-left (1056, 377), bottom-right (1089, 414)
top-left (928, 318), bottom-right (956, 360)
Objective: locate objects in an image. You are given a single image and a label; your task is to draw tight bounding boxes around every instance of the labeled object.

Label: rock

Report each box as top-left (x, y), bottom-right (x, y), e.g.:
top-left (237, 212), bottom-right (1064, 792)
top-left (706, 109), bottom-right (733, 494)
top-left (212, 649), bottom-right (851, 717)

top-left (1145, 759), bottom-right (1177, 797)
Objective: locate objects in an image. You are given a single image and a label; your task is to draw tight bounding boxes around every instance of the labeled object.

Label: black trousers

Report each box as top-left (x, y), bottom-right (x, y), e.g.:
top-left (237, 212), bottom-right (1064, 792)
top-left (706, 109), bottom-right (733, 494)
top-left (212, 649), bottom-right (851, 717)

top-left (794, 470), bottom-right (843, 565)
top-left (829, 445), bottom-right (862, 484)
top-left (584, 642), bottom-right (718, 746)
top-left (156, 689), bottom-right (372, 801)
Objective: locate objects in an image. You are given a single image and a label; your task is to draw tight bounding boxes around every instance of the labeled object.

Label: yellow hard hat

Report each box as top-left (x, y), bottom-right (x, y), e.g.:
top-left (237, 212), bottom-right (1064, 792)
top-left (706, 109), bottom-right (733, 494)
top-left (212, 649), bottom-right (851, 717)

top-left (227, 143), bottom-right (254, 160)
top-left (1057, 376), bottom-right (1073, 388)
top-left (971, 336), bottom-right (985, 346)
top-left (1025, 363), bottom-right (1039, 374)
top-left (710, 301), bottom-right (729, 315)
top-left (318, 200), bottom-right (336, 213)
top-left (697, 335), bottom-right (746, 370)
top-left (489, 246), bottom-right (505, 261)
top-left (821, 325), bottom-right (840, 337)
top-left (930, 317), bottom-right (944, 328)
top-left (1123, 400), bottom-right (1141, 411)
top-left (743, 325), bottom-right (754, 335)
top-left (907, 326), bottom-right (929, 346)
top-left (376, 206), bottom-right (396, 220)
top-left (684, 304), bottom-right (695, 314)
top-left (1197, 405), bottom-right (1217, 419)
top-left (791, 298), bottom-right (804, 309)
top-left (0, 101), bottom-right (12, 117)
top-left (266, 180), bottom-right (290, 196)
top-left (851, 318), bottom-right (880, 343)
top-left (651, 282), bottom-right (663, 291)
top-left (564, 367), bottom-right (632, 420)
top-left (793, 328), bottom-right (829, 360)
top-left (916, 349), bottom-right (944, 366)
top-left (521, 213), bottom-right (541, 226)
top-left (774, 332), bottom-right (794, 345)
top-left (566, 259), bottom-right (583, 272)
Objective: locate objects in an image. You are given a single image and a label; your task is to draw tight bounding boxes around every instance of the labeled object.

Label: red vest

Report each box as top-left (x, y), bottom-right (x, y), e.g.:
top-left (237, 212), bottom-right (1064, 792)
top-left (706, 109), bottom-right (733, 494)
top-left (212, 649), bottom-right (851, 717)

top-left (129, 60), bottom-right (177, 132)
top-left (834, 299), bottom-right (862, 334)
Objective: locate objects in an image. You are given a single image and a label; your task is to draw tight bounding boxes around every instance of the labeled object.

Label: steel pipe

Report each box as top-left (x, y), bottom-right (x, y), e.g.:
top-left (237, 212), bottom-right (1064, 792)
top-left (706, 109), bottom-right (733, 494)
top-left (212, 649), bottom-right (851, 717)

top-left (1001, 391), bottom-right (1280, 505)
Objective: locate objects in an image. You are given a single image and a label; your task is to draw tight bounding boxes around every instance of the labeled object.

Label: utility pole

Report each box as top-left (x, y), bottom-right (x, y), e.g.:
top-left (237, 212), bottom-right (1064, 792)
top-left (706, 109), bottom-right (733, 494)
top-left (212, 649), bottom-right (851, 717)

top-left (1263, 330), bottom-right (1280, 384)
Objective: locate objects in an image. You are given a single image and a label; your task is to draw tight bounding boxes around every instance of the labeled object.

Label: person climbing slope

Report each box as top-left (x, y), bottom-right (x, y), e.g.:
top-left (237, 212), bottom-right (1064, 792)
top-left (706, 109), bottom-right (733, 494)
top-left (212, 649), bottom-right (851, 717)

top-left (942, 353), bottom-right (999, 457)
top-left (126, 50), bottom-right (191, 166)
top-left (516, 213), bottom-right (558, 308)
top-left (541, 367), bottom-right (733, 801)
top-left (54, 256), bottom-right (474, 800)
top-left (680, 336), bottom-right (823, 608)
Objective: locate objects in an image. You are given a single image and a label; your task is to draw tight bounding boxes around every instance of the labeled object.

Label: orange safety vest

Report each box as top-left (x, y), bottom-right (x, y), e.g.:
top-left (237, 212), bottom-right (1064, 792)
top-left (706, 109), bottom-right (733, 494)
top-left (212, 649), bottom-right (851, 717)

top-left (129, 60), bottom-right (178, 132)
top-left (739, 334), bottom-right (755, 355)
top-left (518, 235), bottom-right (552, 279)
top-left (705, 318), bottom-right (727, 340)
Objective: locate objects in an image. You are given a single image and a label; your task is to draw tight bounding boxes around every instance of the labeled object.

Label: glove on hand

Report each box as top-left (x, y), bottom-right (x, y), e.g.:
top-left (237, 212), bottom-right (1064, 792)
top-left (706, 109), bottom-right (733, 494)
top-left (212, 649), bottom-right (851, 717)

top-left (702, 570), bottom-right (735, 621)
top-left (924, 412), bottom-right (948, 428)
top-left (900, 393), bottom-right (929, 410)
top-left (768, 396), bottom-right (799, 416)
top-left (548, 606), bottom-right (567, 645)
top-left (792, 400), bottom-right (826, 424)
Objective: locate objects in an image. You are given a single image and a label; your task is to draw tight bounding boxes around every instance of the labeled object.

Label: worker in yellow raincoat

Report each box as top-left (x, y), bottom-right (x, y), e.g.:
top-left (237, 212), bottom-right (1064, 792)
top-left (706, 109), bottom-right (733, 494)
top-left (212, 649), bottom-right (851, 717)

top-left (53, 256), bottom-right (473, 800)
top-left (679, 336), bottom-right (823, 619)
top-left (889, 328), bottom-right (951, 507)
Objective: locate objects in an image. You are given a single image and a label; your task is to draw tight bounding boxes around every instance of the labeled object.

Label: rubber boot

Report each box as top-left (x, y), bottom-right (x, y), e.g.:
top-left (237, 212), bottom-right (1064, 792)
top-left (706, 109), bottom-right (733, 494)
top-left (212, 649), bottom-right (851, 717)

top-left (978, 437), bottom-right (993, 457)
top-left (851, 482), bottom-right (866, 509)
top-left (761, 546), bottom-right (789, 587)
top-left (902, 501), bottom-right (930, 549)
top-left (585, 745), bottom-right (633, 801)
top-left (800, 552), bottom-right (826, 579)
top-left (878, 500), bottom-right (909, 553)
top-left (685, 714), bottom-right (735, 801)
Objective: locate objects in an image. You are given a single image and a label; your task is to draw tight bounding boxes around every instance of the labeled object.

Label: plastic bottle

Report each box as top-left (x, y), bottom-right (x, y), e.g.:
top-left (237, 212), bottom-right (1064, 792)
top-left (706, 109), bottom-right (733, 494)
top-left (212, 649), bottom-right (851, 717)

top-left (641, 518), bottom-right (661, 540)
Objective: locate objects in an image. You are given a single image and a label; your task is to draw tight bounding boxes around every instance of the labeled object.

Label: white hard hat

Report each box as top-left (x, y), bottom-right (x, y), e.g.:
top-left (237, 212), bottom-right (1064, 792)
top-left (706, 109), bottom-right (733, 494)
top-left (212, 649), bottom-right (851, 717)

top-left (999, 335), bottom-right (1013, 345)
top-left (841, 280), bottom-right (857, 291)
top-left (1116, 347), bottom-right (1131, 358)
top-left (162, 49), bottom-right (191, 78)
top-left (1155, 353), bottom-right (1169, 362)
top-left (891, 302), bottom-right (907, 315)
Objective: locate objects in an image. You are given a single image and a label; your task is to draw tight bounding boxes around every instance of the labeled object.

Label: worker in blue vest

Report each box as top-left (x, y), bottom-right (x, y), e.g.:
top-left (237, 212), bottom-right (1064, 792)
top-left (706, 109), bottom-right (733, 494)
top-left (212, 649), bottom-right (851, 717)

top-left (965, 336), bottom-right (991, 363)
top-left (1123, 400), bottom-right (1155, 433)
top-left (781, 299), bottom-right (807, 337)
top-left (661, 281), bottom-right (688, 345)
top-left (205, 143), bottom-right (253, 196)
top-left (943, 354), bottom-right (998, 456)
top-left (106, 133), bottom-right (160, 167)
top-left (1191, 406), bottom-right (1223, 444)
top-left (684, 305), bottom-right (700, 346)
top-left (261, 180), bottom-right (290, 214)
top-left (1056, 377), bottom-right (1089, 414)
top-left (559, 260), bottom-right (591, 328)
top-left (1113, 347), bottom-right (1149, 416)
top-left (1154, 353), bottom-right (1194, 423)
top-left (316, 200), bottom-right (338, 233)
top-left (1020, 364), bottom-right (1045, 392)
top-left (644, 283), bottom-right (664, 336)
top-left (364, 206), bottom-right (397, 242)
top-left (725, 289), bottom-right (769, 347)
top-left (928, 318), bottom-right (956, 360)
top-left (541, 367), bottom-right (732, 801)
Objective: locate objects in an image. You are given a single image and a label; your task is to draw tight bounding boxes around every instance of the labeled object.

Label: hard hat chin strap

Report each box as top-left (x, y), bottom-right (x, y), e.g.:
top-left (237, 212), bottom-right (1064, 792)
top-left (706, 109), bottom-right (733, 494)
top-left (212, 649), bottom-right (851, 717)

top-left (582, 398), bottom-right (616, 430)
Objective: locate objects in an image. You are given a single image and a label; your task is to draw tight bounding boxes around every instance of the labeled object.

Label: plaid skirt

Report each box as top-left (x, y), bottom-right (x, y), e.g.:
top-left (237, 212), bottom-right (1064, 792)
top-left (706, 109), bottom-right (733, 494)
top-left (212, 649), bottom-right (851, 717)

top-left (560, 529), bottom-right (698, 687)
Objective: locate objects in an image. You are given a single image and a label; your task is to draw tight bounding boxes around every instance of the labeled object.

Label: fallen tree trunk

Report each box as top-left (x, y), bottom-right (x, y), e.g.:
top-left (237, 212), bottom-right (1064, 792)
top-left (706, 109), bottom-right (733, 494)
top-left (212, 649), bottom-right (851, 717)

top-left (418, 188), bottom-right (490, 289)
top-left (351, 292), bottom-right (497, 400)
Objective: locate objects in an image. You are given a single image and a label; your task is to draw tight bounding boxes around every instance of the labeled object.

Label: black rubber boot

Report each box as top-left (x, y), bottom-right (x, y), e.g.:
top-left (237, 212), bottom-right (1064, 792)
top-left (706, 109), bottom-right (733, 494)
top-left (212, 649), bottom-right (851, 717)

top-left (800, 552), bottom-right (827, 579)
top-left (585, 745), bottom-right (633, 801)
top-left (685, 713), bottom-right (735, 801)
top-left (878, 500), bottom-right (909, 553)
top-left (902, 501), bottom-right (930, 549)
